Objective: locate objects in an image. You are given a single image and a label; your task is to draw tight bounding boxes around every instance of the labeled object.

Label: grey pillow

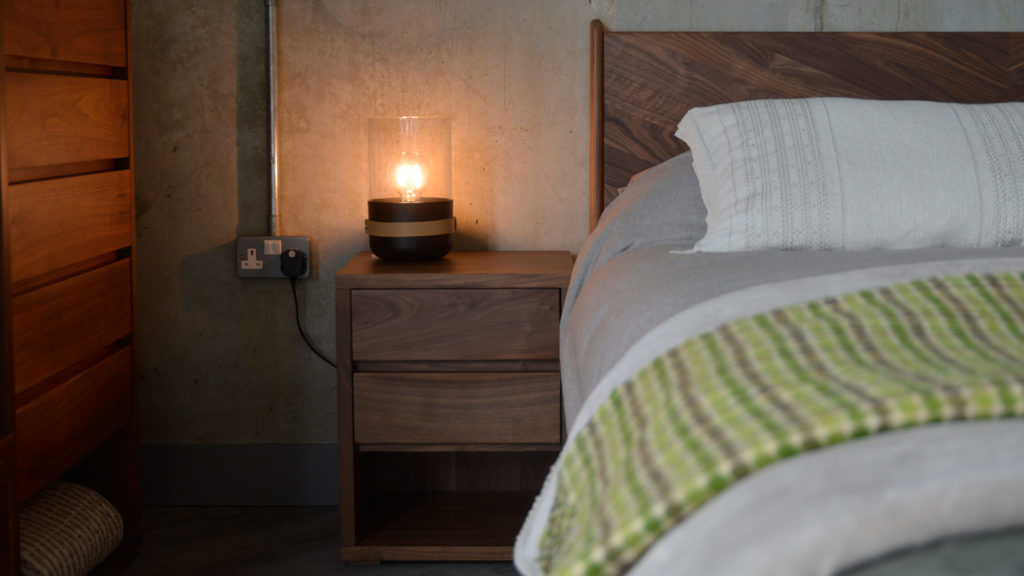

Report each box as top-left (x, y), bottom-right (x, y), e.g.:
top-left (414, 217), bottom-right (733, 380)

top-left (608, 151), bottom-right (707, 250)
top-left (565, 153), bottom-right (707, 320)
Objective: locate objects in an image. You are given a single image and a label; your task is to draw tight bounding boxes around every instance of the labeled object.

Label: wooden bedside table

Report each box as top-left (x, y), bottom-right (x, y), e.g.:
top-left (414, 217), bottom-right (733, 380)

top-left (336, 251), bottom-right (572, 562)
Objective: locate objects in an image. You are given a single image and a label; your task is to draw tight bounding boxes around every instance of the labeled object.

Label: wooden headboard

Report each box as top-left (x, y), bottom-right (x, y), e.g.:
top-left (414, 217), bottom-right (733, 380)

top-left (589, 21), bottom-right (1024, 229)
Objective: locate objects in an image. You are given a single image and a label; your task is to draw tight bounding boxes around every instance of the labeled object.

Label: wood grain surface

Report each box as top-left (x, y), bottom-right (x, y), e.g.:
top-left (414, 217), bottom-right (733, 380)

top-left (592, 28), bottom-right (1024, 223)
top-left (0, 443), bottom-right (12, 575)
top-left (15, 346), bottom-right (131, 502)
top-left (361, 451), bottom-right (555, 494)
top-left (337, 251), bottom-right (573, 290)
top-left (344, 491), bottom-right (535, 562)
top-left (5, 72), bottom-right (129, 169)
top-left (10, 259), bottom-right (131, 396)
top-left (1, 0), bottom-right (140, 570)
top-left (354, 372), bottom-right (561, 444)
top-left (8, 170), bottom-right (131, 285)
top-left (351, 289), bottom-right (560, 362)
top-left (4, 0), bottom-right (127, 68)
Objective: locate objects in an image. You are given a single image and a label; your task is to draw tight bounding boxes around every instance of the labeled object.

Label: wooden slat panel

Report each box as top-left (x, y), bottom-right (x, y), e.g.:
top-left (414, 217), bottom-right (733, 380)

top-left (589, 19), bottom-right (605, 231)
top-left (0, 442), bottom-right (14, 575)
top-left (351, 289), bottom-right (559, 361)
top-left (4, 54), bottom-right (117, 78)
top-left (5, 72), bottom-right (129, 170)
top-left (354, 373), bottom-right (561, 444)
top-left (600, 31), bottom-right (1022, 212)
top-left (7, 158), bottom-right (119, 185)
top-left (9, 170), bottom-right (131, 284)
top-left (354, 360), bottom-right (560, 373)
top-left (362, 452), bottom-right (556, 492)
top-left (15, 346), bottom-right (131, 501)
top-left (4, 0), bottom-right (126, 67)
top-left (337, 279), bottom-right (357, 547)
top-left (11, 259), bottom-right (131, 395)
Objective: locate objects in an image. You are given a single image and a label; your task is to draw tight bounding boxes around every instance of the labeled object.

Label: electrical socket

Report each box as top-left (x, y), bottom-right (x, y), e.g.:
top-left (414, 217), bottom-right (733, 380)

top-left (237, 236), bottom-right (310, 279)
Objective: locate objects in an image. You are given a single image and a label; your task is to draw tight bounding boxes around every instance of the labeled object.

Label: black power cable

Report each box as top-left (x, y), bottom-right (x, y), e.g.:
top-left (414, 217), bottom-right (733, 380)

top-left (289, 277), bottom-right (336, 368)
top-left (282, 249), bottom-right (336, 369)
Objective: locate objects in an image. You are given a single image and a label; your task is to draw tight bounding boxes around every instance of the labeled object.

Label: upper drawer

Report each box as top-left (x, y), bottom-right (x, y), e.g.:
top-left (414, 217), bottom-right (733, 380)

top-left (351, 289), bottom-right (559, 361)
top-left (5, 72), bottom-right (130, 170)
top-left (4, 0), bottom-right (127, 67)
top-left (11, 259), bottom-right (132, 397)
top-left (9, 170), bottom-right (132, 284)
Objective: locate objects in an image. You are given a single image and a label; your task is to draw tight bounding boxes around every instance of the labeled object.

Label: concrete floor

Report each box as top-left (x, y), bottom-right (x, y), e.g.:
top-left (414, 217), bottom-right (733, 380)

top-left (123, 507), bottom-right (518, 576)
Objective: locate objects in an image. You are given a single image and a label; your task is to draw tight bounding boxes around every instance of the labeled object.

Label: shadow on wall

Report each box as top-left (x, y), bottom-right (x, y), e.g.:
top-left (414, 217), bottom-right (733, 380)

top-left (454, 228), bottom-right (491, 251)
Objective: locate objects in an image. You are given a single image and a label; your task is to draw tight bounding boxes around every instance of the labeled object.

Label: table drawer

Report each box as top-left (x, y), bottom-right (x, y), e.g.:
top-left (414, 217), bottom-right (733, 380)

top-left (354, 372), bottom-right (561, 444)
top-left (351, 289), bottom-right (559, 361)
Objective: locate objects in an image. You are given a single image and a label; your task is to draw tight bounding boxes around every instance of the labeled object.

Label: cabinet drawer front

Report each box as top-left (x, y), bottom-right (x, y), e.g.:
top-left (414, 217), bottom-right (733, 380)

top-left (351, 289), bottom-right (559, 361)
top-left (6, 72), bottom-right (129, 170)
top-left (4, 0), bottom-right (127, 67)
top-left (354, 373), bottom-right (561, 444)
top-left (9, 170), bottom-right (132, 284)
top-left (11, 260), bottom-right (132, 397)
top-left (15, 346), bottom-right (132, 502)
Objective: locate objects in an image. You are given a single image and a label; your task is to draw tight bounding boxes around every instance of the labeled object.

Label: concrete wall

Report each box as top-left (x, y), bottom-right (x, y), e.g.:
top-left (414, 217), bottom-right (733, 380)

top-left (130, 0), bottom-right (1023, 494)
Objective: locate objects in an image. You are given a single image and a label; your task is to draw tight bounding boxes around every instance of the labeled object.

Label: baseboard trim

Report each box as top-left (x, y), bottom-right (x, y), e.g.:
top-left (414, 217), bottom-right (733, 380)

top-left (142, 444), bottom-right (338, 506)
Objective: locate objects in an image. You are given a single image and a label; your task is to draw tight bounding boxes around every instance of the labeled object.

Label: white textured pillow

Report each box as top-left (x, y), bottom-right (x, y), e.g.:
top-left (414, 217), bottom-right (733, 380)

top-left (676, 98), bottom-right (1024, 251)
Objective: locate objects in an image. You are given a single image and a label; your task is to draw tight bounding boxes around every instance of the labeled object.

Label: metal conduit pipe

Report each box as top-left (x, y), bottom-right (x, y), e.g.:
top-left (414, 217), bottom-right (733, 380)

top-left (266, 0), bottom-right (280, 236)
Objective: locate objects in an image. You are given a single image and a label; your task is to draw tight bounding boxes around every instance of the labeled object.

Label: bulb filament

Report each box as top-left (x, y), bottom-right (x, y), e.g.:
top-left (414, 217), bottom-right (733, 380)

top-left (395, 161), bottom-right (425, 202)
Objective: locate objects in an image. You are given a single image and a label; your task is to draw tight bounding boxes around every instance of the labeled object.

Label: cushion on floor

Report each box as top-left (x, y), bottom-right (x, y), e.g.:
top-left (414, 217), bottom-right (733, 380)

top-left (19, 481), bottom-right (124, 576)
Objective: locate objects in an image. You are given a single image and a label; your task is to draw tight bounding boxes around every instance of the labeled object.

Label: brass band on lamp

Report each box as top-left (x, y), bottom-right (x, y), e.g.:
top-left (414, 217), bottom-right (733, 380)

top-left (365, 218), bottom-right (456, 237)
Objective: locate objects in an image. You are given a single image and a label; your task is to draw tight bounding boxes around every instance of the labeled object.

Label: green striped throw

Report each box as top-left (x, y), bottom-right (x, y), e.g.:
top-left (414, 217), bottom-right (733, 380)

top-left (538, 272), bottom-right (1024, 576)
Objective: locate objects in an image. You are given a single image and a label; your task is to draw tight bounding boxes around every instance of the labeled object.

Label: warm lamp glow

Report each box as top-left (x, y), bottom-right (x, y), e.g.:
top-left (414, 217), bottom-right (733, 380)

top-left (393, 154), bottom-right (427, 202)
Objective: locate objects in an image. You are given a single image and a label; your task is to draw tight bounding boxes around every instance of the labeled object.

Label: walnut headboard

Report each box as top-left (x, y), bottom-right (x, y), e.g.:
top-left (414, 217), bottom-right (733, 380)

top-left (589, 21), bottom-right (1024, 230)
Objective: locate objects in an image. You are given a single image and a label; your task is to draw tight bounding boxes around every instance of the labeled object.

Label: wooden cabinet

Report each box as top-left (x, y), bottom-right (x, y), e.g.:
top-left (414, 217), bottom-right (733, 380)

top-left (337, 251), bottom-right (572, 562)
top-left (0, 0), bottom-right (139, 573)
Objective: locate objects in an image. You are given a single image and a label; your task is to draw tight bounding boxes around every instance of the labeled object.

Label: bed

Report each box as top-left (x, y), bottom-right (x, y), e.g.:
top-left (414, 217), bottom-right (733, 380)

top-left (515, 23), bottom-right (1024, 576)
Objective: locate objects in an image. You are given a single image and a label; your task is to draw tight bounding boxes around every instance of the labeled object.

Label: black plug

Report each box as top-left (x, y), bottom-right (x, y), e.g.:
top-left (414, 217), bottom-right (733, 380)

top-left (281, 249), bottom-right (308, 278)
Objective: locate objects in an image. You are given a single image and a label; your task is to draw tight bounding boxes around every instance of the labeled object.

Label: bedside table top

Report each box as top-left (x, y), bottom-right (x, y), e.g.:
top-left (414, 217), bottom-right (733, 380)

top-left (336, 251), bottom-right (573, 290)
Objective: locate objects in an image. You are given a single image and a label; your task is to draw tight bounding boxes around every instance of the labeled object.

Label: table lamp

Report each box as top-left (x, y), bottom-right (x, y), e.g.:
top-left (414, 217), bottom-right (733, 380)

top-left (366, 116), bottom-right (454, 260)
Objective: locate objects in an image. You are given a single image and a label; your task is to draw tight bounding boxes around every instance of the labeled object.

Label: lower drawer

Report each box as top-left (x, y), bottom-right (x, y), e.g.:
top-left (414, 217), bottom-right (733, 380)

top-left (354, 373), bottom-right (561, 444)
top-left (15, 347), bottom-right (132, 502)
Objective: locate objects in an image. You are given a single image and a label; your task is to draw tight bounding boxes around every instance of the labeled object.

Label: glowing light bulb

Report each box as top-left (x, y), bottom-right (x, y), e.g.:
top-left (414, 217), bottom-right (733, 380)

top-left (392, 153), bottom-right (428, 202)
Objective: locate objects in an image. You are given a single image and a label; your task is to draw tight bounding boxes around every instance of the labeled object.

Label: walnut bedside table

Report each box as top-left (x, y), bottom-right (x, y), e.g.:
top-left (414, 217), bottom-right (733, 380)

top-left (336, 250), bottom-right (573, 562)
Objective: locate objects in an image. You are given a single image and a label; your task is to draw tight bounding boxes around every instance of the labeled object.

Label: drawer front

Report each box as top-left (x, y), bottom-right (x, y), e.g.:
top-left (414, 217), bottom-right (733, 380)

top-left (11, 259), bottom-right (132, 397)
top-left (15, 346), bottom-right (132, 502)
top-left (351, 289), bottom-right (559, 361)
top-left (9, 170), bottom-right (132, 284)
top-left (4, 0), bottom-right (127, 67)
top-left (354, 372), bottom-right (561, 444)
top-left (6, 72), bottom-right (130, 170)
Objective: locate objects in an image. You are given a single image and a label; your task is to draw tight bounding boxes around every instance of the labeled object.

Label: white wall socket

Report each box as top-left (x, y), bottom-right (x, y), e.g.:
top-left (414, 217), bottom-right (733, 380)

top-left (236, 236), bottom-right (310, 278)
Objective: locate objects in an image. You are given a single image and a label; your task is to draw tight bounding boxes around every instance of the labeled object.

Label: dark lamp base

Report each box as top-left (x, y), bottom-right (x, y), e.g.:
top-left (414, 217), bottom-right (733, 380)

top-left (366, 198), bottom-right (454, 261)
top-left (369, 235), bottom-right (452, 261)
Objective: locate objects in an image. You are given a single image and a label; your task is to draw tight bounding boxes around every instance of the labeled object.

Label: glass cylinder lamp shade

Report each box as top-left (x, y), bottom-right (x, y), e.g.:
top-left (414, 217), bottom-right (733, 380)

top-left (366, 116), bottom-right (454, 261)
